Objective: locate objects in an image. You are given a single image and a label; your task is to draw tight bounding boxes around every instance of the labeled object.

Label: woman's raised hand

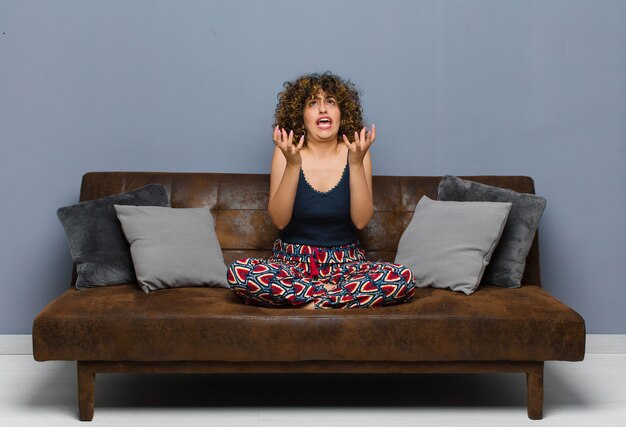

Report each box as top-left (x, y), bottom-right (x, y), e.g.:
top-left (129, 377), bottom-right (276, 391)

top-left (342, 124), bottom-right (376, 165)
top-left (273, 126), bottom-right (305, 166)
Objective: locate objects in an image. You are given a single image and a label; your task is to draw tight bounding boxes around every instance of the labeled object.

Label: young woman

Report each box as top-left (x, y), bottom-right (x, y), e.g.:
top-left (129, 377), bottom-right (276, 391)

top-left (227, 72), bottom-right (415, 309)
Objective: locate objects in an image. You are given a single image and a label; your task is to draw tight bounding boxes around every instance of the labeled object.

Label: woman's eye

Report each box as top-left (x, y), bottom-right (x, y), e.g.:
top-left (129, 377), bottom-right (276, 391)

top-left (327, 99), bottom-right (336, 105)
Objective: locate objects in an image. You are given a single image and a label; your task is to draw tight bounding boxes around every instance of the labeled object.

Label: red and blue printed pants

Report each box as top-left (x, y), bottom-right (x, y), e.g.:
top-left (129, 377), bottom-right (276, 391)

top-left (227, 239), bottom-right (415, 309)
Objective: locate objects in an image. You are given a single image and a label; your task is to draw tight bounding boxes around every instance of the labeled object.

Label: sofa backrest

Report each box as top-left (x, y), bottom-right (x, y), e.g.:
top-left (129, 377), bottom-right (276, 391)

top-left (79, 172), bottom-right (541, 287)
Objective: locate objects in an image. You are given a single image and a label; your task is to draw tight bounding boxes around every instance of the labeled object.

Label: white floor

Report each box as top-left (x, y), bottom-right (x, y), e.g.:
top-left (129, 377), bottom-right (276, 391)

top-left (1, 350), bottom-right (626, 427)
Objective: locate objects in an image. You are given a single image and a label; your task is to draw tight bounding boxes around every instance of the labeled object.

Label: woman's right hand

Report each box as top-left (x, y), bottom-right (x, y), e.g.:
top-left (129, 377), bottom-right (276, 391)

top-left (273, 126), bottom-right (304, 166)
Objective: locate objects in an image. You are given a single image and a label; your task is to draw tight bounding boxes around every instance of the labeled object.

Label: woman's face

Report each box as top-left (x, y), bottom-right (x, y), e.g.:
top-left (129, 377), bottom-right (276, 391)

top-left (302, 90), bottom-right (341, 143)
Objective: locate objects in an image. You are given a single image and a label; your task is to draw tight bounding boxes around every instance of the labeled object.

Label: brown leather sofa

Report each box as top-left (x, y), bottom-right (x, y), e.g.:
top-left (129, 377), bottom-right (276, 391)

top-left (32, 172), bottom-right (586, 421)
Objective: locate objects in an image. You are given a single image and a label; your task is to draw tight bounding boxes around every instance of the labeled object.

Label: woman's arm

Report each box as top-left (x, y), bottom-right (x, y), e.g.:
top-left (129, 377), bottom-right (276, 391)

top-left (344, 126), bottom-right (375, 229)
top-left (348, 151), bottom-right (374, 229)
top-left (268, 127), bottom-right (304, 230)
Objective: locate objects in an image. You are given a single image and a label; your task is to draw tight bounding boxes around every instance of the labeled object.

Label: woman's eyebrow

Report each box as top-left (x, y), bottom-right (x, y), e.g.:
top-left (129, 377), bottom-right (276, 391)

top-left (309, 94), bottom-right (335, 101)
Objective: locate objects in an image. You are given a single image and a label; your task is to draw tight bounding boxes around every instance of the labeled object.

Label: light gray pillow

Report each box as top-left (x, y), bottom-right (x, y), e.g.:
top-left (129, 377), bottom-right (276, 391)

top-left (395, 196), bottom-right (512, 295)
top-left (57, 184), bottom-right (170, 289)
top-left (437, 175), bottom-right (546, 288)
top-left (114, 205), bottom-right (229, 293)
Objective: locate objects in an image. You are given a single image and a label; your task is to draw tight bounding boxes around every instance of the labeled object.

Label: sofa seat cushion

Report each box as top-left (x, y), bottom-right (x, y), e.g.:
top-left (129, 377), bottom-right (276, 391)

top-left (33, 285), bottom-right (585, 363)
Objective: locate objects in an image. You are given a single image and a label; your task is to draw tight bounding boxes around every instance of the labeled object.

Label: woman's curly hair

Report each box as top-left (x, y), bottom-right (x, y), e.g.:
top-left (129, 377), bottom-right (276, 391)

top-left (274, 72), bottom-right (363, 144)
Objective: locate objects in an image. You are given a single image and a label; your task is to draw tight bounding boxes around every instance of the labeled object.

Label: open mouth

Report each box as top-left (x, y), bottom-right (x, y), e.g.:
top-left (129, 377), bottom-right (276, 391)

top-left (316, 117), bottom-right (333, 130)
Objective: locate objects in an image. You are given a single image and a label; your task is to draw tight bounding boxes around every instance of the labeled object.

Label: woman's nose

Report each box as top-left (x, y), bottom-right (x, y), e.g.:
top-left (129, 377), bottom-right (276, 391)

top-left (318, 102), bottom-right (327, 113)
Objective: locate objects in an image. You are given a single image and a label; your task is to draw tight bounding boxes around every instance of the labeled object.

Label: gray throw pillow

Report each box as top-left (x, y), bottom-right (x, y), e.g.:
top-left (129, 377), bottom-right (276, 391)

top-left (57, 184), bottom-right (170, 289)
top-left (395, 196), bottom-right (511, 295)
top-left (114, 205), bottom-right (229, 293)
top-left (437, 175), bottom-right (547, 288)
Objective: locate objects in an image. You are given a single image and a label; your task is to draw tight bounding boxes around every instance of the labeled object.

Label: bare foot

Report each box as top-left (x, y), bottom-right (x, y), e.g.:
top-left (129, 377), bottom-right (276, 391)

top-left (299, 301), bottom-right (316, 310)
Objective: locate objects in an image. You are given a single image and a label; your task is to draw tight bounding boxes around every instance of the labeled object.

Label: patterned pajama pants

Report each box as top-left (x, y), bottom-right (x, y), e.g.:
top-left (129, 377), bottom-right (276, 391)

top-left (227, 239), bottom-right (415, 309)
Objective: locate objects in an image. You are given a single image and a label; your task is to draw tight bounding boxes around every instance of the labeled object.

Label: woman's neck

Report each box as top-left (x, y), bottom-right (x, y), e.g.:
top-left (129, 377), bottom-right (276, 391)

top-left (303, 139), bottom-right (342, 160)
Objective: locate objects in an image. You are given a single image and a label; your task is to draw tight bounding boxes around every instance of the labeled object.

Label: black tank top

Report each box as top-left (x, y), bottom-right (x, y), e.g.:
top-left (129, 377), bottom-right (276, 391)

top-left (280, 163), bottom-right (358, 247)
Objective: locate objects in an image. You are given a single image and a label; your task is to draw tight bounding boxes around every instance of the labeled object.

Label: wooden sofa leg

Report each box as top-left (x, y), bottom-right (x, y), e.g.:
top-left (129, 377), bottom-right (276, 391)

top-left (526, 362), bottom-right (544, 420)
top-left (77, 362), bottom-right (95, 421)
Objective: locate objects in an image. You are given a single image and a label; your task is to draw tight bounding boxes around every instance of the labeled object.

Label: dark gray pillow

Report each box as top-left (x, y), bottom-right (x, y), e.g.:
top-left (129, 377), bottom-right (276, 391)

top-left (437, 175), bottom-right (546, 288)
top-left (57, 184), bottom-right (170, 289)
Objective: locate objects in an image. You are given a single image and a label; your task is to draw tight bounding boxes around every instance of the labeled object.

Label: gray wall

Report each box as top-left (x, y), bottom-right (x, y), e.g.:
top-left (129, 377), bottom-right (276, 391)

top-left (1, 0), bottom-right (624, 333)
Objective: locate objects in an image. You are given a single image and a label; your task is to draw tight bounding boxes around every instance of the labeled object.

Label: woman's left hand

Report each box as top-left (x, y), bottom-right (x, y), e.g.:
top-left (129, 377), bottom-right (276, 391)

top-left (343, 125), bottom-right (376, 165)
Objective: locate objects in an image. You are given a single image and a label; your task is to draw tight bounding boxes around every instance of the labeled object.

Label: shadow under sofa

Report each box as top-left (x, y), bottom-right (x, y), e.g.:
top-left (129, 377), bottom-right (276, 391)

top-left (32, 172), bottom-right (586, 420)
